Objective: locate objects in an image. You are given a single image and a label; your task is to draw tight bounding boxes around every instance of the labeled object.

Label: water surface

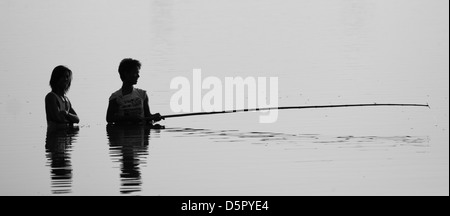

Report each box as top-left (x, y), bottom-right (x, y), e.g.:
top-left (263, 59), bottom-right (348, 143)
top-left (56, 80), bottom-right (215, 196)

top-left (0, 0), bottom-right (448, 196)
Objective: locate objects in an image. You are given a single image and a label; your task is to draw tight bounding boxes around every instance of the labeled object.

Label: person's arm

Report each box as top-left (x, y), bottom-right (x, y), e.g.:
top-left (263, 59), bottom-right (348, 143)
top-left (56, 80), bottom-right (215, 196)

top-left (106, 99), bottom-right (119, 124)
top-left (143, 96), bottom-right (163, 124)
top-left (63, 97), bottom-right (80, 124)
top-left (45, 93), bottom-right (67, 123)
top-left (143, 96), bottom-right (152, 119)
top-left (66, 106), bottom-right (80, 124)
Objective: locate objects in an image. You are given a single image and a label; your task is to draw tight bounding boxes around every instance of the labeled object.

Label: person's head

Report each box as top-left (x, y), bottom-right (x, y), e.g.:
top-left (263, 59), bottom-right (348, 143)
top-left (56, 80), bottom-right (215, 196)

top-left (118, 58), bottom-right (141, 85)
top-left (49, 65), bottom-right (72, 94)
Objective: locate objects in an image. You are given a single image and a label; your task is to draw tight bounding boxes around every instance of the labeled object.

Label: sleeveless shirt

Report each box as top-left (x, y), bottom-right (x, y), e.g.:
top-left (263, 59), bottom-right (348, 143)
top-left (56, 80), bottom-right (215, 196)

top-left (47, 92), bottom-right (72, 127)
top-left (109, 88), bottom-right (148, 119)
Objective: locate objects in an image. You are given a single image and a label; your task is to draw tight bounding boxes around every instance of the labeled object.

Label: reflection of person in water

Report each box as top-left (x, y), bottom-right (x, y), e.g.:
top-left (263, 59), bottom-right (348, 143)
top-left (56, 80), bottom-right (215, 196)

top-left (107, 124), bottom-right (154, 194)
top-left (45, 126), bottom-right (79, 194)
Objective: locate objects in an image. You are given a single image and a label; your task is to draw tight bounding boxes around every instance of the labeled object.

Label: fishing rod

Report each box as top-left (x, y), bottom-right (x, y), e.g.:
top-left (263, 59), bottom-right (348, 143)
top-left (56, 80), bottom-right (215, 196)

top-left (161, 103), bottom-right (430, 119)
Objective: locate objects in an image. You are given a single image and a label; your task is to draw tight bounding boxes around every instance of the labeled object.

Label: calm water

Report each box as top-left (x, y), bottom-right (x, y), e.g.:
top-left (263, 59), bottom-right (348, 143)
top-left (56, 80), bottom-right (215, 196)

top-left (0, 0), bottom-right (448, 196)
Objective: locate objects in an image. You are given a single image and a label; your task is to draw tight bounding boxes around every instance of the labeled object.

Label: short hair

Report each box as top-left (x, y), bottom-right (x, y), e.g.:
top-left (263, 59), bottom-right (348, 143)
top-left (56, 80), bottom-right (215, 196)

top-left (49, 65), bottom-right (72, 93)
top-left (118, 58), bottom-right (141, 81)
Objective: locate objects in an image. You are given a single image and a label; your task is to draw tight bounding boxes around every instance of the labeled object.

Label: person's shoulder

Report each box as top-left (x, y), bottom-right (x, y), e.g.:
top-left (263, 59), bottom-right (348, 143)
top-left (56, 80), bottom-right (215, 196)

top-left (109, 89), bottom-right (122, 101)
top-left (134, 88), bottom-right (148, 98)
top-left (134, 87), bottom-right (147, 93)
top-left (45, 92), bottom-right (57, 101)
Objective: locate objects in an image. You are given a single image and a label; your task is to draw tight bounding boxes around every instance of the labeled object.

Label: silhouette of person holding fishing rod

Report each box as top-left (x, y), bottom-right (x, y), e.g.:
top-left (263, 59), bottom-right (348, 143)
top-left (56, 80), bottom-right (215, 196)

top-left (106, 58), bottom-right (164, 126)
top-left (105, 60), bottom-right (427, 125)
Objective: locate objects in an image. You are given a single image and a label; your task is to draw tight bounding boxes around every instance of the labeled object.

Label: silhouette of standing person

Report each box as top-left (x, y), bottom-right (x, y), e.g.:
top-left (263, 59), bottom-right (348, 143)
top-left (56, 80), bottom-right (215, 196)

top-left (45, 125), bottom-right (79, 194)
top-left (107, 124), bottom-right (154, 194)
top-left (106, 58), bottom-right (163, 125)
top-left (45, 65), bottom-right (80, 129)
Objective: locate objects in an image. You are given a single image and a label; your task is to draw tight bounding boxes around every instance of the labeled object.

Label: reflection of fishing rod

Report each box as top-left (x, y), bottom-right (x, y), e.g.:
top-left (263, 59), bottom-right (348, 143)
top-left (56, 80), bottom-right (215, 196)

top-left (162, 103), bottom-right (430, 119)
